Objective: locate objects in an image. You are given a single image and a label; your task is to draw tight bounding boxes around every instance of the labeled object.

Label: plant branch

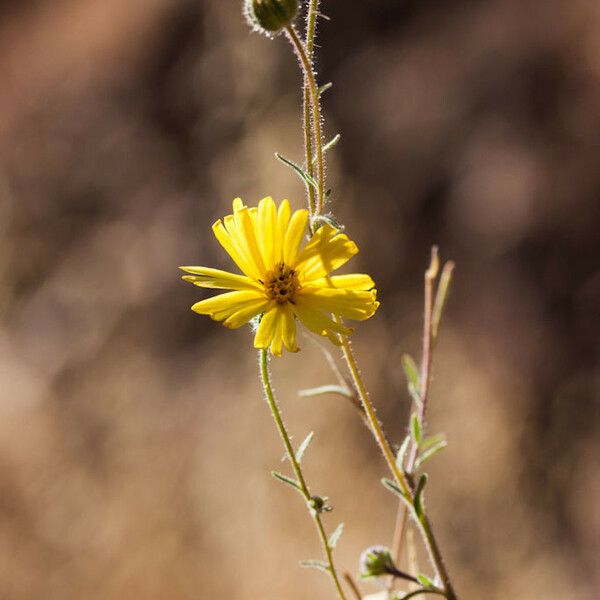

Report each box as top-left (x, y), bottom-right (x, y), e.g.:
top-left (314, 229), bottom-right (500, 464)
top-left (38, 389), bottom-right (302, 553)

top-left (259, 349), bottom-right (347, 600)
top-left (285, 25), bottom-right (326, 215)
top-left (389, 249), bottom-right (457, 599)
top-left (302, 0), bottom-right (320, 222)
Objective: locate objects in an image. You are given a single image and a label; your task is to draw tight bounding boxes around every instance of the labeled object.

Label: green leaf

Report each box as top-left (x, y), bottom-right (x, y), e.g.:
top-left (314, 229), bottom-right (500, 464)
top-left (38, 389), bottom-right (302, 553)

top-left (402, 354), bottom-right (421, 394)
top-left (410, 414), bottom-right (421, 445)
top-left (395, 435), bottom-right (411, 470)
top-left (381, 478), bottom-right (413, 513)
top-left (300, 559), bottom-right (330, 573)
top-left (420, 433), bottom-right (446, 452)
top-left (311, 213), bottom-right (344, 231)
top-left (312, 134), bottom-right (341, 166)
top-left (275, 153), bottom-right (318, 190)
top-left (413, 474), bottom-right (428, 517)
top-left (298, 384), bottom-right (352, 399)
top-left (408, 383), bottom-right (421, 406)
top-left (318, 82), bottom-right (333, 96)
top-left (328, 522), bottom-right (344, 548)
top-left (432, 261), bottom-right (455, 339)
top-left (295, 431), bottom-right (314, 464)
top-left (417, 574), bottom-right (434, 587)
top-left (271, 471), bottom-right (303, 495)
top-left (415, 439), bottom-right (447, 469)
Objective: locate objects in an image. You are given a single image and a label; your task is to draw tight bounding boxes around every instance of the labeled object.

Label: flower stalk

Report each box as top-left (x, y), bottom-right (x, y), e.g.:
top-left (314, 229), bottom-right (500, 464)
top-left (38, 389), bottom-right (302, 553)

top-left (285, 24), bottom-right (326, 216)
top-left (302, 0), bottom-right (320, 222)
top-left (259, 349), bottom-right (348, 600)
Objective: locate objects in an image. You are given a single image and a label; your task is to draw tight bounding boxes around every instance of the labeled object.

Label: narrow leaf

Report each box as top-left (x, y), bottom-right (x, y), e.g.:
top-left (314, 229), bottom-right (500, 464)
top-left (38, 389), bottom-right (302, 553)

top-left (312, 134), bottom-right (341, 166)
top-left (271, 471), bottom-right (303, 495)
top-left (415, 440), bottom-right (448, 470)
top-left (432, 261), bottom-right (455, 339)
top-left (275, 153), bottom-right (318, 190)
top-left (311, 213), bottom-right (344, 231)
top-left (420, 433), bottom-right (446, 452)
top-left (408, 383), bottom-right (422, 407)
top-left (318, 82), bottom-right (333, 96)
top-left (298, 384), bottom-right (352, 399)
top-left (396, 589), bottom-right (440, 600)
top-left (381, 478), bottom-right (413, 512)
top-left (295, 431), bottom-right (314, 464)
top-left (328, 522), bottom-right (344, 548)
top-left (410, 414), bottom-right (421, 445)
top-left (417, 574), bottom-right (434, 587)
top-left (425, 246), bottom-right (439, 281)
top-left (300, 559), bottom-right (330, 573)
top-left (395, 435), bottom-right (411, 470)
top-left (413, 474), bottom-right (428, 517)
top-left (402, 354), bottom-right (421, 394)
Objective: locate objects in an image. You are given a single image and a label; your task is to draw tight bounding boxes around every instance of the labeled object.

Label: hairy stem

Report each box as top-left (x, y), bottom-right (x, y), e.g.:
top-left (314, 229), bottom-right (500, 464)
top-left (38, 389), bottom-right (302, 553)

top-left (259, 349), bottom-right (347, 600)
top-left (339, 336), bottom-right (412, 497)
top-left (285, 25), bottom-right (326, 215)
top-left (386, 251), bottom-right (457, 599)
top-left (391, 250), bottom-right (437, 566)
top-left (302, 0), bottom-right (320, 222)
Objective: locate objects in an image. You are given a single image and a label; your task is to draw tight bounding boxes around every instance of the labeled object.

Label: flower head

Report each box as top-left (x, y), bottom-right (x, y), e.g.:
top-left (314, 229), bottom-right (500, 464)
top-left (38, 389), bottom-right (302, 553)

top-left (181, 197), bottom-right (379, 356)
top-left (359, 546), bottom-right (396, 579)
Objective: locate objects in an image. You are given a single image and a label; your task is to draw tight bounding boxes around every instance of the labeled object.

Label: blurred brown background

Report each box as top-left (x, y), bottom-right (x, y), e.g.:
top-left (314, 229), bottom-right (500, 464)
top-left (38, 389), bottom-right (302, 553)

top-left (1, 1), bottom-right (599, 598)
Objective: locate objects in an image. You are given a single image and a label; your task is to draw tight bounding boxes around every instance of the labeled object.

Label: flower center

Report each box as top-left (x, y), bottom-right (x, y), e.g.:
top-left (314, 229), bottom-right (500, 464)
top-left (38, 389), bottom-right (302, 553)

top-left (263, 262), bottom-right (300, 304)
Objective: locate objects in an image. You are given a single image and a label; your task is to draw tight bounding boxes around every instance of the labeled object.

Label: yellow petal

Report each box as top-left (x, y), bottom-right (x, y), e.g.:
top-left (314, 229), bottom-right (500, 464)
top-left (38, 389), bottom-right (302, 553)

top-left (232, 197), bottom-right (245, 212)
top-left (180, 266), bottom-right (261, 291)
top-left (308, 274), bottom-right (375, 290)
top-left (283, 208), bottom-right (309, 266)
top-left (192, 290), bottom-right (268, 329)
top-left (281, 303), bottom-right (299, 352)
top-left (274, 199), bottom-right (291, 263)
top-left (258, 197), bottom-right (277, 269)
top-left (295, 225), bottom-right (358, 280)
top-left (223, 299), bottom-right (273, 329)
top-left (292, 298), bottom-right (352, 337)
top-left (212, 219), bottom-right (259, 280)
top-left (233, 207), bottom-right (266, 277)
top-left (270, 312), bottom-right (284, 357)
top-left (254, 307), bottom-right (279, 350)
top-left (298, 287), bottom-right (379, 321)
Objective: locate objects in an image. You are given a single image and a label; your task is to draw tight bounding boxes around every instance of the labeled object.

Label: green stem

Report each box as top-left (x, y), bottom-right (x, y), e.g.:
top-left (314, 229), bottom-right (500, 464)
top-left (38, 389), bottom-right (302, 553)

top-left (285, 25), bottom-right (326, 215)
top-left (303, 88), bottom-right (316, 221)
top-left (258, 350), bottom-right (347, 600)
top-left (305, 0), bottom-right (320, 56)
top-left (302, 0), bottom-right (320, 222)
top-left (416, 514), bottom-right (457, 600)
top-left (339, 335), bottom-right (412, 498)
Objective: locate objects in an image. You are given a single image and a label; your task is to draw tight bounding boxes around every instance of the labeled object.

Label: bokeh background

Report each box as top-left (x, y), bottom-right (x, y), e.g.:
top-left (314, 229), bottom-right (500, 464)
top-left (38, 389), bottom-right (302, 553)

top-left (1, 1), bottom-right (599, 598)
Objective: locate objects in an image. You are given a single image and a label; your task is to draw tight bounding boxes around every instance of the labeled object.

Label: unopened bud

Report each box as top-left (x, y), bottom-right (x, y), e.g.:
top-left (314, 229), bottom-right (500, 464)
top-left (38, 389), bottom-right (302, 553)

top-left (359, 546), bottom-right (396, 579)
top-left (245, 0), bottom-right (298, 35)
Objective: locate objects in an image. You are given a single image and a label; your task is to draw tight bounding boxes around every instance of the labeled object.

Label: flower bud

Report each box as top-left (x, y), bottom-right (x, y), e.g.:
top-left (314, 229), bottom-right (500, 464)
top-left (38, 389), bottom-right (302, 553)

top-left (245, 0), bottom-right (298, 34)
top-left (359, 546), bottom-right (396, 579)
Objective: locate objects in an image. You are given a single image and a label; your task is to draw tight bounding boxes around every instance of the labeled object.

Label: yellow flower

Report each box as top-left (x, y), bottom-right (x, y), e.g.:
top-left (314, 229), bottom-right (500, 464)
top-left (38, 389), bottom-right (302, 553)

top-left (180, 197), bottom-right (379, 356)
